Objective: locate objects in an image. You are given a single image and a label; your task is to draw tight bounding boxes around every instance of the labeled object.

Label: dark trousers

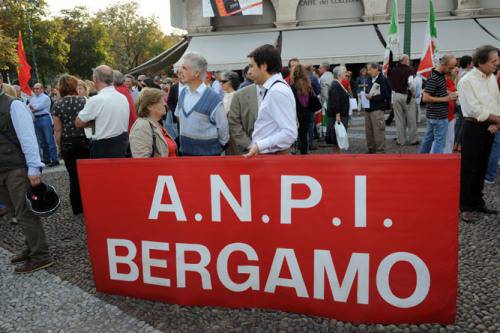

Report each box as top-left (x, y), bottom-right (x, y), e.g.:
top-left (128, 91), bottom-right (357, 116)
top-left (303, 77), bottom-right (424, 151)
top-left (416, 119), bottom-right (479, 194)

top-left (90, 132), bottom-right (129, 159)
top-left (0, 168), bottom-right (50, 261)
top-left (61, 137), bottom-right (90, 215)
top-left (460, 121), bottom-right (495, 211)
top-left (298, 113), bottom-right (312, 154)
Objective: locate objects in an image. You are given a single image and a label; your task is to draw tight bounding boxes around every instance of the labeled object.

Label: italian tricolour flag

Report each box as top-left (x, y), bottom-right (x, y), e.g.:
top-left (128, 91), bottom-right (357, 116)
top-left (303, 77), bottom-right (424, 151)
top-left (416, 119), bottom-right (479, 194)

top-left (383, 0), bottom-right (400, 76)
top-left (417, 0), bottom-right (439, 78)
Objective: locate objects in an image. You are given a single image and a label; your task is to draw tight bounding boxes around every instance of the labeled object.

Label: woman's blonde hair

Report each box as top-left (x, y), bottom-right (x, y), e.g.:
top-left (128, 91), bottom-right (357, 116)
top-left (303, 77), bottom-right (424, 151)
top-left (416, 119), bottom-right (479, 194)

top-left (135, 88), bottom-right (164, 118)
top-left (77, 80), bottom-right (88, 96)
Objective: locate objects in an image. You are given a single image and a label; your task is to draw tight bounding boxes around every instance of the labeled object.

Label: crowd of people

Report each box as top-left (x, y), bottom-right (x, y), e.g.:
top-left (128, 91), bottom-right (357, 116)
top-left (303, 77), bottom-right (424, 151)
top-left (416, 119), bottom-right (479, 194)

top-left (0, 43), bottom-right (499, 273)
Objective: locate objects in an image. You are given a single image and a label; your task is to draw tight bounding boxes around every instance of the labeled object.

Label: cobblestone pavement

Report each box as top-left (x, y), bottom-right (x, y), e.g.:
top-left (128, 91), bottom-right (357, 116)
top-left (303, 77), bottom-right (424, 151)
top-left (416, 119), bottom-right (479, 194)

top-left (0, 115), bottom-right (499, 333)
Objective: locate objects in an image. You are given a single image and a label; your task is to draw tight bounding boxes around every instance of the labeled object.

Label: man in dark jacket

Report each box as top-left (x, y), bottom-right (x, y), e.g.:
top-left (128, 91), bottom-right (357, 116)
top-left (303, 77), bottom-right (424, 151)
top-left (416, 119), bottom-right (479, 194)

top-left (365, 63), bottom-right (392, 153)
top-left (0, 82), bottom-right (52, 273)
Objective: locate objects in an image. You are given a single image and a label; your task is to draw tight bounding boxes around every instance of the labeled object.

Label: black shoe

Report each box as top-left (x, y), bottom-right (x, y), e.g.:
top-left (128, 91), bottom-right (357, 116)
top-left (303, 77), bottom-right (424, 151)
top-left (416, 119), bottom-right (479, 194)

top-left (309, 146), bottom-right (318, 151)
top-left (410, 141), bottom-right (420, 146)
top-left (0, 207), bottom-right (7, 217)
top-left (10, 252), bottom-right (30, 264)
top-left (48, 161), bottom-right (60, 167)
top-left (366, 150), bottom-right (376, 154)
top-left (474, 206), bottom-right (498, 215)
top-left (15, 258), bottom-right (54, 274)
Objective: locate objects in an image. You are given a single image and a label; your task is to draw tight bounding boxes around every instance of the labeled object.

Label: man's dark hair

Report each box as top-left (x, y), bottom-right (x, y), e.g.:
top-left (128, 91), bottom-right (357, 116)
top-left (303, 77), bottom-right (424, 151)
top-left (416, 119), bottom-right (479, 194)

top-left (367, 62), bottom-right (381, 71)
top-left (281, 66), bottom-right (290, 79)
top-left (472, 45), bottom-right (499, 67)
top-left (248, 44), bottom-right (282, 75)
top-left (459, 55), bottom-right (473, 69)
top-left (242, 65), bottom-right (250, 77)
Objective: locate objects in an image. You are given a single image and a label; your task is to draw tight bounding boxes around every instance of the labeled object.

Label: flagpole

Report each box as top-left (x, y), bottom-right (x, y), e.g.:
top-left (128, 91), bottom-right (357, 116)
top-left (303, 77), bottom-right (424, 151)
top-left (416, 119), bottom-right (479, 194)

top-left (26, 0), bottom-right (39, 83)
top-left (404, 0), bottom-right (412, 56)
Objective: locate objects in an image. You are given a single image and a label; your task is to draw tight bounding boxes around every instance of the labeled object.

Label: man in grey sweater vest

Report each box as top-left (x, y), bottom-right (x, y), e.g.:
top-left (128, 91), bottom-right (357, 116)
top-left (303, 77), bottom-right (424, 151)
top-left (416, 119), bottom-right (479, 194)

top-left (175, 52), bottom-right (229, 156)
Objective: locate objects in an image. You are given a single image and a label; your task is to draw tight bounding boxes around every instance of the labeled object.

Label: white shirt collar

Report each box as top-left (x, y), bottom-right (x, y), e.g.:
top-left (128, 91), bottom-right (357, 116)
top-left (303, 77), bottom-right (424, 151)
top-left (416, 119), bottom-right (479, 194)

top-left (188, 82), bottom-right (206, 95)
top-left (263, 73), bottom-right (284, 90)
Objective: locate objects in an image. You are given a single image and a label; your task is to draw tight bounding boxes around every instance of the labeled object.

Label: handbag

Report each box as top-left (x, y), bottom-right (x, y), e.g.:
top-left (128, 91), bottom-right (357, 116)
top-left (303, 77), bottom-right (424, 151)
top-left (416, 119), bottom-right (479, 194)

top-left (308, 94), bottom-right (322, 113)
top-left (335, 121), bottom-right (349, 150)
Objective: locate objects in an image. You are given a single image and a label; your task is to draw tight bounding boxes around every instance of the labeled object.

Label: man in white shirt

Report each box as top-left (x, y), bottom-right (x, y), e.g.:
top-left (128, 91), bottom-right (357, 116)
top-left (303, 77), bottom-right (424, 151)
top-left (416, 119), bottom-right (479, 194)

top-left (75, 65), bottom-right (130, 158)
top-left (457, 45), bottom-right (500, 222)
top-left (244, 44), bottom-right (297, 157)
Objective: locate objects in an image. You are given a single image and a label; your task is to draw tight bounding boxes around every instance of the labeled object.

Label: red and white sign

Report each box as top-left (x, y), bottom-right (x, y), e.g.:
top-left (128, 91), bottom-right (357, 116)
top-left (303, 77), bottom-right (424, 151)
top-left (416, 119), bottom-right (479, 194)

top-left (78, 155), bottom-right (459, 324)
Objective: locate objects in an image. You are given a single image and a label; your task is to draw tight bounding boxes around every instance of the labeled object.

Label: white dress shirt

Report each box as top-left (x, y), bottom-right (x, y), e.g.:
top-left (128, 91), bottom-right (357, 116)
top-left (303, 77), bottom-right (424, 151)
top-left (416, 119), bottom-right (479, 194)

top-left (252, 73), bottom-right (297, 153)
top-left (77, 86), bottom-right (129, 140)
top-left (458, 68), bottom-right (500, 122)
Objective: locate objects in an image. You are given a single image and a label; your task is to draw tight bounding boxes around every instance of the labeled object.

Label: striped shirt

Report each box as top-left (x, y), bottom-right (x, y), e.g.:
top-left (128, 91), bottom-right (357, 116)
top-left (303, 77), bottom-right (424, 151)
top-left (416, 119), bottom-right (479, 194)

top-left (425, 69), bottom-right (449, 119)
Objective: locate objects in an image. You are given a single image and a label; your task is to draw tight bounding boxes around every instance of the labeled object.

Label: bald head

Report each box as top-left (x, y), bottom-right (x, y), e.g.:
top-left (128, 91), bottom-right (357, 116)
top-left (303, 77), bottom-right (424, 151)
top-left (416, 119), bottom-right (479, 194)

top-left (93, 65), bottom-right (114, 87)
top-left (400, 54), bottom-right (410, 65)
top-left (438, 54), bottom-right (457, 74)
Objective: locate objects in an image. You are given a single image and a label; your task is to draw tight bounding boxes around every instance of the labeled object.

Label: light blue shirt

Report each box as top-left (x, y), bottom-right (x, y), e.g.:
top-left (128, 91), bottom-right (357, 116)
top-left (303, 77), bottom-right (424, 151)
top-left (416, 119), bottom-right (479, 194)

top-left (29, 92), bottom-right (51, 117)
top-left (9, 99), bottom-right (44, 176)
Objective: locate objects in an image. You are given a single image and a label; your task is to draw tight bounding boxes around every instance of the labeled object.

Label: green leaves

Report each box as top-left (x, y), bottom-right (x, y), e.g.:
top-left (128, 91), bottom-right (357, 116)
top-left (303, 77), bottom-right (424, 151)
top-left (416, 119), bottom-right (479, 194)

top-left (0, 0), bottom-right (181, 84)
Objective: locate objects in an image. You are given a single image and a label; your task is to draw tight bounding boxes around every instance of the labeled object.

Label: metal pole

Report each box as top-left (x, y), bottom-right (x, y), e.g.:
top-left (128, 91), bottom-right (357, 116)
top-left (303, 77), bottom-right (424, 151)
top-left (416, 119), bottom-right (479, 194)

top-left (404, 0), bottom-right (412, 56)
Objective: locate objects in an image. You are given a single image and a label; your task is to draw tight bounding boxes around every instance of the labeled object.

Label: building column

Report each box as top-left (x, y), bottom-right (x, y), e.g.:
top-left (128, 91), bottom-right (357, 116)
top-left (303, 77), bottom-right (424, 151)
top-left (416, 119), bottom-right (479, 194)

top-left (453, 0), bottom-right (482, 16)
top-left (186, 0), bottom-right (213, 33)
top-left (361, 0), bottom-right (389, 22)
top-left (272, 0), bottom-right (300, 28)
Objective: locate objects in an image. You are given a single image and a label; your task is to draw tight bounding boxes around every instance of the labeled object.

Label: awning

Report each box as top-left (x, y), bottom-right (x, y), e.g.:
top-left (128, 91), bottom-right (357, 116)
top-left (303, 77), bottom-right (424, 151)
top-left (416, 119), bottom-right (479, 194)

top-left (281, 25), bottom-right (386, 65)
top-left (174, 31), bottom-right (280, 71)
top-left (476, 18), bottom-right (500, 40)
top-left (128, 38), bottom-right (189, 75)
top-left (378, 19), bottom-right (500, 60)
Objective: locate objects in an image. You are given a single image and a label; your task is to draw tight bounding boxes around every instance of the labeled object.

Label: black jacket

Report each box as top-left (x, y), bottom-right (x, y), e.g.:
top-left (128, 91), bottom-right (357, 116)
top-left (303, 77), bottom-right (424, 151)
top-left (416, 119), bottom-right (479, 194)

top-left (367, 75), bottom-right (392, 112)
top-left (326, 80), bottom-right (350, 118)
top-left (167, 83), bottom-right (179, 113)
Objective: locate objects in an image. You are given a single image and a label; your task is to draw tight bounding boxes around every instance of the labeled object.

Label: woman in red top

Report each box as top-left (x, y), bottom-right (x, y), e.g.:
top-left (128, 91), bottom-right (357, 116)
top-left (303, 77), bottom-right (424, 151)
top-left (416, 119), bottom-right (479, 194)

top-left (130, 88), bottom-right (177, 157)
top-left (444, 69), bottom-right (458, 153)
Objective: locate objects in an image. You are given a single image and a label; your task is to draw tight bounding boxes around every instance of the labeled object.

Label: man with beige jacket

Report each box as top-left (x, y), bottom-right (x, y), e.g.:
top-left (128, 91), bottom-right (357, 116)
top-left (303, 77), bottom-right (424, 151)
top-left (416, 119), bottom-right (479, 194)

top-left (226, 83), bottom-right (259, 155)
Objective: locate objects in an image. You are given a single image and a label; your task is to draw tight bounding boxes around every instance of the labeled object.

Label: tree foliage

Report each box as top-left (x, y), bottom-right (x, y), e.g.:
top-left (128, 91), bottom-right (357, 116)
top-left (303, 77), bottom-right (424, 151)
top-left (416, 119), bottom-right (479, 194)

top-left (0, 29), bottom-right (17, 71)
top-left (0, 0), bottom-right (182, 83)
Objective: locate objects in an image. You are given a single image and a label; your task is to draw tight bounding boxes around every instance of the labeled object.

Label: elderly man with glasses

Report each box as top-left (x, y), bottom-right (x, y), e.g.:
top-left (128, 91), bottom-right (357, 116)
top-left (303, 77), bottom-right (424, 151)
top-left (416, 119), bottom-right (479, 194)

top-left (28, 83), bottom-right (59, 167)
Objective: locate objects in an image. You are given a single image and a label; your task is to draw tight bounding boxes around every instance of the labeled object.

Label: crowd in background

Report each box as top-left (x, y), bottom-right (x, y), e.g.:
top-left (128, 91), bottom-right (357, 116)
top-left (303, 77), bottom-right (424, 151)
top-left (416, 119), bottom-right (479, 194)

top-left (0, 43), bottom-right (499, 273)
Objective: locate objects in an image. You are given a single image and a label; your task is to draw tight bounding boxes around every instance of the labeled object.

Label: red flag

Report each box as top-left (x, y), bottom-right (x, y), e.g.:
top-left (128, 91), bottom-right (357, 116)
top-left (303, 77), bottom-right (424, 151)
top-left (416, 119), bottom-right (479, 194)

top-left (17, 31), bottom-right (32, 96)
top-left (417, 1), bottom-right (439, 79)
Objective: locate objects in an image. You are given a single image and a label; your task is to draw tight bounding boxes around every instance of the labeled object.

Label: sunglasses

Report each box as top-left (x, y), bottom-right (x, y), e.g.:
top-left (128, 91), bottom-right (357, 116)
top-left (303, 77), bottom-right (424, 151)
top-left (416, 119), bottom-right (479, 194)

top-left (220, 80), bottom-right (229, 83)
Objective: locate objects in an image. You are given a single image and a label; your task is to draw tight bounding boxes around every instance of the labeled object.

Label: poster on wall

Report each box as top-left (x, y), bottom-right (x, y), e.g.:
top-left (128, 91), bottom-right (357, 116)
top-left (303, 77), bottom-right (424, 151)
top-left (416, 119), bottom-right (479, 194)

top-left (203, 0), bottom-right (263, 17)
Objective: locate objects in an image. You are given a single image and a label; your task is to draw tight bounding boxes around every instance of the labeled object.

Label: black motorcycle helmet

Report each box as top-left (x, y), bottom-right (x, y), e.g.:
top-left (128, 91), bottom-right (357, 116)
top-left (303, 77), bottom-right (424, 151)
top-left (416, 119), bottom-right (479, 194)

top-left (26, 183), bottom-right (60, 217)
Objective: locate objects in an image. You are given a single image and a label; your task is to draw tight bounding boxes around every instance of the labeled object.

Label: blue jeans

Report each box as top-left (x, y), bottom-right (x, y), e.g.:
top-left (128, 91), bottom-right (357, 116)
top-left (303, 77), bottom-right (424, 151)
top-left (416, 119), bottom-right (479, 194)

top-left (34, 115), bottom-right (58, 163)
top-left (419, 118), bottom-right (448, 154)
top-left (485, 132), bottom-right (500, 182)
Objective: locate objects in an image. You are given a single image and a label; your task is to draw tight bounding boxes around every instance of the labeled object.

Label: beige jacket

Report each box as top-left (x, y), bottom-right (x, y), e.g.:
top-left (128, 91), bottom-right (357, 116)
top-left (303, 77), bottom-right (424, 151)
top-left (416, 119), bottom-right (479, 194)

top-left (226, 84), bottom-right (258, 155)
top-left (130, 117), bottom-right (173, 158)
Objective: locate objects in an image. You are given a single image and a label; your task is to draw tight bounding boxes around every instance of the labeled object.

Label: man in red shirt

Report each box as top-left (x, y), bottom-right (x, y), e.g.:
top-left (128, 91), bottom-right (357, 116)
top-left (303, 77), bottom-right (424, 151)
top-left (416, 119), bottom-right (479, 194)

top-left (113, 70), bottom-right (137, 132)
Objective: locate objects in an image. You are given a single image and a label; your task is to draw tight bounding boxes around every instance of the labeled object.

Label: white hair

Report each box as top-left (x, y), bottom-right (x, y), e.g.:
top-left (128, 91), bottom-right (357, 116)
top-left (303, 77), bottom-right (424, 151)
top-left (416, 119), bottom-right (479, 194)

top-left (181, 52), bottom-right (208, 81)
top-left (332, 66), bottom-right (347, 79)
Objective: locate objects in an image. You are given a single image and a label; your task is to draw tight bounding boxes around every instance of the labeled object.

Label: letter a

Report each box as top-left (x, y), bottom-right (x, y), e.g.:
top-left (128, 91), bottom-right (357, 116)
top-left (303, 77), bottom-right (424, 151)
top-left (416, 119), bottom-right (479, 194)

top-left (149, 176), bottom-right (187, 221)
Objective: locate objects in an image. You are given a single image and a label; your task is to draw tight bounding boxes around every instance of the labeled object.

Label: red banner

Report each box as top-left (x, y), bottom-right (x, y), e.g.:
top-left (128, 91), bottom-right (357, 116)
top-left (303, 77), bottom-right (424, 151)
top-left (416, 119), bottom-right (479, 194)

top-left (78, 155), bottom-right (459, 324)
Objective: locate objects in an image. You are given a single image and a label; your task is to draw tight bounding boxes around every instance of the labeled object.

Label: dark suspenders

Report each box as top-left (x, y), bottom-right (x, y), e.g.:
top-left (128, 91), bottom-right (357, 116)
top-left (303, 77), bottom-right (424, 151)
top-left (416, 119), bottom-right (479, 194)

top-left (263, 80), bottom-right (287, 100)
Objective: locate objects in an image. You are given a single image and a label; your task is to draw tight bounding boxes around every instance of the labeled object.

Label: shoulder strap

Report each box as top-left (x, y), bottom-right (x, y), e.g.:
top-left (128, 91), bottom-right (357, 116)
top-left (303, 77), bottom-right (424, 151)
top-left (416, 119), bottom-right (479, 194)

top-left (263, 80), bottom-right (287, 100)
top-left (149, 122), bottom-right (157, 158)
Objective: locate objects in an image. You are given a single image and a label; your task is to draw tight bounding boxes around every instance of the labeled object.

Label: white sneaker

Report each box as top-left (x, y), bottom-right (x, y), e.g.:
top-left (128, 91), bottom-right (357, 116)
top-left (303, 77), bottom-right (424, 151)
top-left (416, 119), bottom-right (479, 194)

top-left (484, 179), bottom-right (495, 185)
